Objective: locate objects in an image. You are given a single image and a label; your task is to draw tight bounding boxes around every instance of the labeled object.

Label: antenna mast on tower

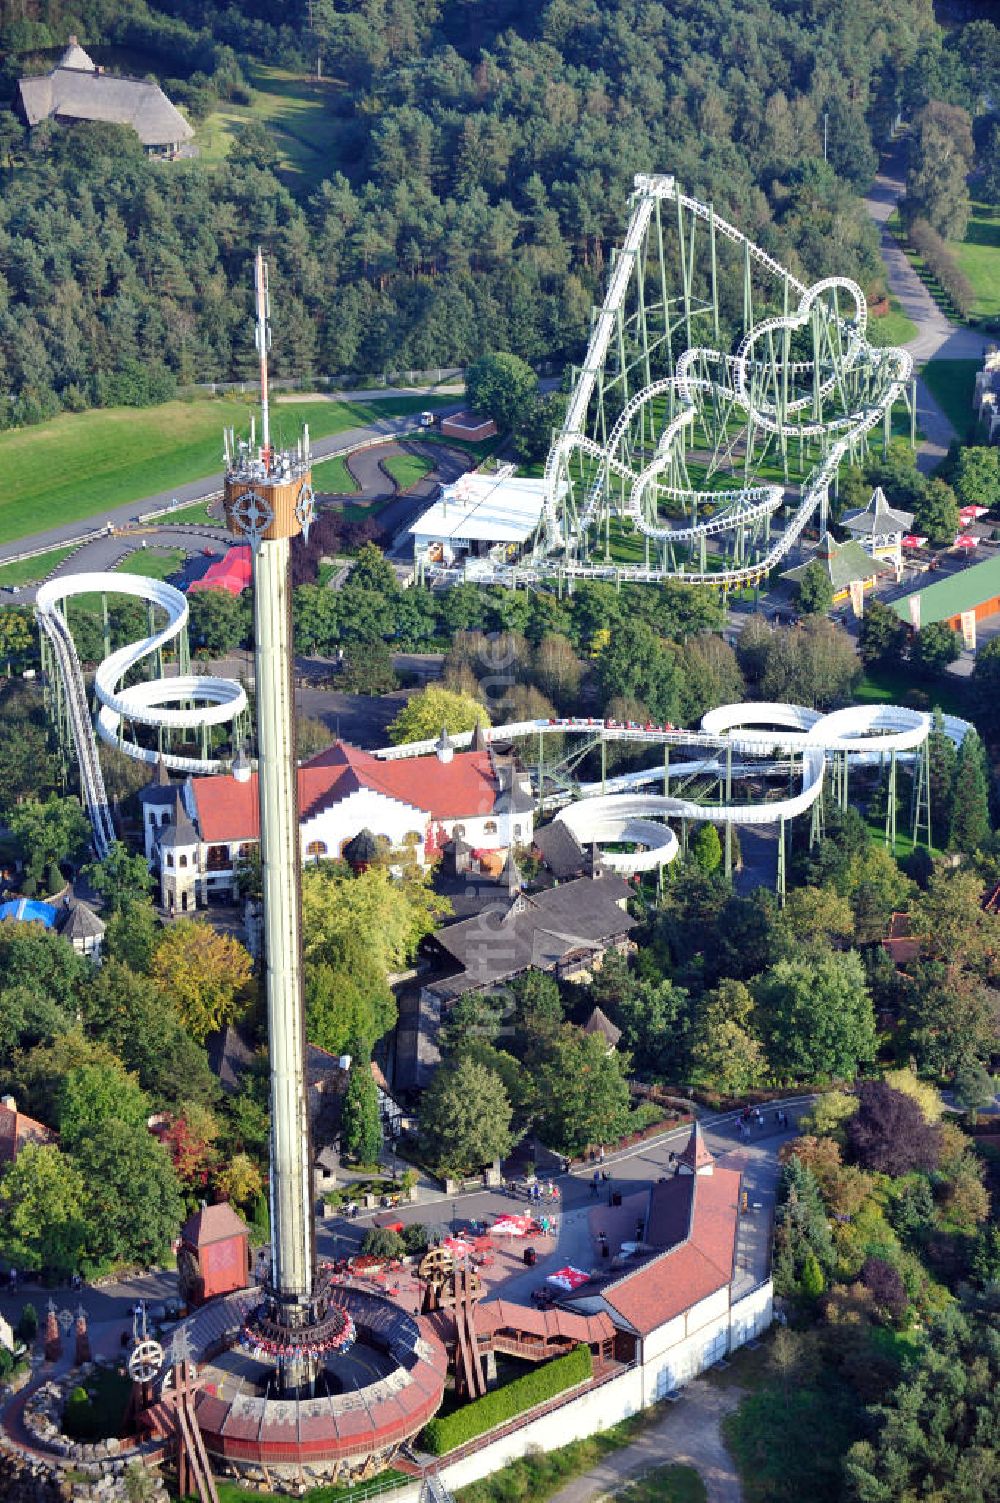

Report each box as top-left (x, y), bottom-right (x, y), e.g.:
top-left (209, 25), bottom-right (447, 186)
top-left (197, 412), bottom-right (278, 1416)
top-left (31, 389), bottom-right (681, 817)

top-left (254, 246), bottom-right (271, 468)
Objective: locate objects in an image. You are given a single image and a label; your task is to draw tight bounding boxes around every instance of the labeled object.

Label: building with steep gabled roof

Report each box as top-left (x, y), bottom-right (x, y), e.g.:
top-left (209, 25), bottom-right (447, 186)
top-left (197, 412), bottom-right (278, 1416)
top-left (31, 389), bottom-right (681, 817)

top-left (842, 486), bottom-right (914, 570)
top-left (16, 37), bottom-right (194, 153)
top-left (583, 1005), bottom-right (621, 1052)
top-left (54, 893), bottom-right (105, 960)
top-left (0, 1093), bottom-right (56, 1165)
top-left (143, 738), bottom-right (534, 911)
top-left (782, 530), bottom-right (894, 604)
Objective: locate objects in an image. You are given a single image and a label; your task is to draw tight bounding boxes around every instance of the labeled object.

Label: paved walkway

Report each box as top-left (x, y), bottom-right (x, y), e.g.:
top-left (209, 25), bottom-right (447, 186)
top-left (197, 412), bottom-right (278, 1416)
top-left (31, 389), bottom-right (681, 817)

top-left (546, 1379), bottom-right (744, 1503)
top-left (863, 146), bottom-right (987, 471)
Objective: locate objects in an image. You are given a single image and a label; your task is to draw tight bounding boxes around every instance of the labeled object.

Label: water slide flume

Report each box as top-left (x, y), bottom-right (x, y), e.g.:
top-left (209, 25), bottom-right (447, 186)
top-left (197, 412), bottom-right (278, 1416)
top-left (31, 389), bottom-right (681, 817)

top-left (36, 571), bottom-right (246, 857)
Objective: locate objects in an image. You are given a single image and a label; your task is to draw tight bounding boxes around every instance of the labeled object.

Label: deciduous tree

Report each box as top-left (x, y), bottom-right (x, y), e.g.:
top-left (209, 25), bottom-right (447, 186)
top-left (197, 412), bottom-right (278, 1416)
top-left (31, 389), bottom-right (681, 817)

top-left (340, 1057), bottom-right (382, 1165)
top-left (388, 684), bottom-right (489, 744)
top-left (846, 1081), bottom-right (942, 1176)
top-left (756, 947), bottom-right (876, 1083)
top-left (534, 1026), bottom-right (631, 1155)
top-left (0, 1143), bottom-right (87, 1277)
top-left (151, 922), bottom-right (253, 1043)
top-left (420, 1055), bottom-right (514, 1176)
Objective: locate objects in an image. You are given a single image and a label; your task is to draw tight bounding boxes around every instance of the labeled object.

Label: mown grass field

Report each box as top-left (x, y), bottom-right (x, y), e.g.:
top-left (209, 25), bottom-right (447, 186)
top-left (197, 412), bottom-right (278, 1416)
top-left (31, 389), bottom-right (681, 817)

top-left (196, 65), bottom-right (348, 190)
top-left (868, 295), bottom-right (918, 348)
top-left (316, 455), bottom-right (361, 494)
top-left (383, 452), bottom-right (435, 491)
top-left (951, 202), bottom-right (1000, 323)
top-left (920, 358), bottom-right (981, 440)
top-left (0, 545), bottom-right (77, 587)
top-left (0, 394), bottom-right (449, 547)
top-left (116, 548), bottom-right (186, 580)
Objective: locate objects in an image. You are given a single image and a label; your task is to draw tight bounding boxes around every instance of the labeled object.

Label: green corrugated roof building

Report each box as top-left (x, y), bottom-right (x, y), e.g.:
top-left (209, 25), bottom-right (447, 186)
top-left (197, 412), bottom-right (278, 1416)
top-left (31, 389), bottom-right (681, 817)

top-left (892, 552), bottom-right (1000, 628)
top-left (783, 532), bottom-right (893, 592)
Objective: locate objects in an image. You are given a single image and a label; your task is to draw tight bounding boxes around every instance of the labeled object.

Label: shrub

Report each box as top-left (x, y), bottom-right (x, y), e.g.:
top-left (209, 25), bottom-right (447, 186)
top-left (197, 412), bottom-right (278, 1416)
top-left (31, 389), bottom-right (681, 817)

top-left (401, 1222), bottom-right (429, 1255)
top-left (361, 1228), bottom-right (405, 1260)
top-left (907, 219), bottom-right (975, 318)
top-left (421, 1345), bottom-right (593, 1454)
top-left (17, 1303), bottom-right (38, 1343)
top-left (847, 1082), bottom-right (942, 1177)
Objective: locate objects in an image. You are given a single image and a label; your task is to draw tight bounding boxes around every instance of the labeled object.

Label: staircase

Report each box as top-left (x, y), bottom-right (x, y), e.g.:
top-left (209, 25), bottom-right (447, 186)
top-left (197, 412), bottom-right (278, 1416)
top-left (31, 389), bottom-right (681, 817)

top-left (36, 597), bottom-right (114, 857)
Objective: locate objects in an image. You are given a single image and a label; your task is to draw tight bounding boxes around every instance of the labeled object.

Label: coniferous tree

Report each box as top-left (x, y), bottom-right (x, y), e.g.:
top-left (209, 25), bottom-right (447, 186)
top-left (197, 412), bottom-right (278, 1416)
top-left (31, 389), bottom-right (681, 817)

top-left (948, 728), bottom-right (991, 853)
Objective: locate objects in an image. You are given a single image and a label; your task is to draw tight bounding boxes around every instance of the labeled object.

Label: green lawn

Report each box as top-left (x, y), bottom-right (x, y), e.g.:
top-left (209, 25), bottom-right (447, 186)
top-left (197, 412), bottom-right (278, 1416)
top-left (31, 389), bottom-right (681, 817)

top-left (152, 499), bottom-right (222, 527)
top-left (920, 359), bottom-right (981, 440)
top-left (0, 545), bottom-right (77, 587)
top-left (0, 394), bottom-right (451, 548)
top-left (951, 202), bottom-right (1000, 323)
top-left (212, 1471), bottom-right (407, 1503)
top-left (616, 1466), bottom-right (706, 1503)
top-left (456, 1411), bottom-right (651, 1503)
top-left (383, 452), bottom-right (435, 491)
top-left (856, 663), bottom-right (967, 720)
top-left (115, 548), bottom-right (187, 581)
top-left (196, 65), bottom-right (349, 191)
top-left (315, 454), bottom-right (361, 493)
top-left (868, 296), bottom-right (918, 348)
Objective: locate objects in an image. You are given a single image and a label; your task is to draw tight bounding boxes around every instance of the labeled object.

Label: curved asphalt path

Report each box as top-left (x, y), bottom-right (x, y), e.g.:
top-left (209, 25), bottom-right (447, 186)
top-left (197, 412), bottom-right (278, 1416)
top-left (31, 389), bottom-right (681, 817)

top-left (338, 439), bottom-right (472, 539)
top-left (864, 145), bottom-right (987, 470)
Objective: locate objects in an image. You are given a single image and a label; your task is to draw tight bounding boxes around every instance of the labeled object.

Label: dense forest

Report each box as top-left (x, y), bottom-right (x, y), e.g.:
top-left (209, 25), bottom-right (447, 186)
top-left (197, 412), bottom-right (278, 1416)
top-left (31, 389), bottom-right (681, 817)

top-left (0, 0), bottom-right (992, 428)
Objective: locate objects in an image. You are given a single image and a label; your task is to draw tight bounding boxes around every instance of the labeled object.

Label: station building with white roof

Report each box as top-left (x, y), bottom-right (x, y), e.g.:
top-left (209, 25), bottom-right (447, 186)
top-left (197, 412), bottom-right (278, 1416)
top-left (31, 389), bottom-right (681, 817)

top-left (410, 469), bottom-right (561, 570)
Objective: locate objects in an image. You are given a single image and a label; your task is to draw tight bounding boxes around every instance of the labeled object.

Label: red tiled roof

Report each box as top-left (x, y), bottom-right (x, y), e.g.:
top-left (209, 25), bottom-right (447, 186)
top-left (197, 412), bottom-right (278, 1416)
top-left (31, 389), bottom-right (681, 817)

top-left (181, 1202), bottom-right (249, 1247)
top-left (476, 1299), bottom-right (615, 1347)
top-left (676, 1121), bottom-right (714, 1173)
top-left (0, 1103), bottom-right (56, 1164)
top-left (602, 1167), bottom-right (740, 1337)
top-left (191, 743), bottom-right (499, 843)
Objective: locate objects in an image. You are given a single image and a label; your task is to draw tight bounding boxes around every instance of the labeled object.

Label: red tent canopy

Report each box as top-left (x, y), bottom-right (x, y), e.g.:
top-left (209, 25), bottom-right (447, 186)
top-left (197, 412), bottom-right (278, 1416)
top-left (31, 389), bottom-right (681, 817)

top-left (189, 545), bottom-right (252, 597)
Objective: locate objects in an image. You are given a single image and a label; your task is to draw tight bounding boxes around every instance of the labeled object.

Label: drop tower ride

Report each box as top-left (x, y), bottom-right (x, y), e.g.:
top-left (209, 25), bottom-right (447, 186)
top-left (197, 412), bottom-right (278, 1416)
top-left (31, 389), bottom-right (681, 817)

top-left (223, 250), bottom-right (327, 1391)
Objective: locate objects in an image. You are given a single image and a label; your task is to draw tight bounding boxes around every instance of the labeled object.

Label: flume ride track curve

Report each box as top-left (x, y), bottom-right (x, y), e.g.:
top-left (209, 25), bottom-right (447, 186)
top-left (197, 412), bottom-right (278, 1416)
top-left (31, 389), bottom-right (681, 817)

top-left (36, 572), bottom-right (247, 858)
top-left (530, 174), bottom-right (913, 587)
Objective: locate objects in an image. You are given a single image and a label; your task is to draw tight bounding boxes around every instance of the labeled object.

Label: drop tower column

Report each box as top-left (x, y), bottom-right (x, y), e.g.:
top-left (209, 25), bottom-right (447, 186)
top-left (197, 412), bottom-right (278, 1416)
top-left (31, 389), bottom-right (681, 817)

top-left (223, 249), bottom-right (317, 1388)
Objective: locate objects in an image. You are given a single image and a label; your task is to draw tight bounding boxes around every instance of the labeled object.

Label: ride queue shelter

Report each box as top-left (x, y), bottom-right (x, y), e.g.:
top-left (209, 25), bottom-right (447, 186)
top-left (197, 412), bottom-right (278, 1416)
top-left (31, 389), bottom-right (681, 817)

top-left (892, 552), bottom-right (1000, 634)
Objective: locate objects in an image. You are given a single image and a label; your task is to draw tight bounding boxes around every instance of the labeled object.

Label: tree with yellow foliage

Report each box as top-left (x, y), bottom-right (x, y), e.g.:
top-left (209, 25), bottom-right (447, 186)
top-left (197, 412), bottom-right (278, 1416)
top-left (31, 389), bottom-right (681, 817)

top-left (388, 685), bottom-right (489, 745)
top-left (151, 921), bottom-right (253, 1043)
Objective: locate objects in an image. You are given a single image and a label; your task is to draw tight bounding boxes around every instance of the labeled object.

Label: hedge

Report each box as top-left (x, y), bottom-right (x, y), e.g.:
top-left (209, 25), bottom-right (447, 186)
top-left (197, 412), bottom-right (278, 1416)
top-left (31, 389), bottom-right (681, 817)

top-left (907, 218), bottom-right (975, 319)
top-left (421, 1344), bottom-right (593, 1455)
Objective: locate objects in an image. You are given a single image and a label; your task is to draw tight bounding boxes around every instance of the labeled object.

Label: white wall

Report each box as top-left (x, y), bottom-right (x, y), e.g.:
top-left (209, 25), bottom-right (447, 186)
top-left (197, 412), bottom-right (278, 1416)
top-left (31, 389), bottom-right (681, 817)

top-left (438, 1366), bottom-right (646, 1492)
top-left (300, 788), bottom-right (428, 863)
top-left (378, 1281), bottom-right (772, 1500)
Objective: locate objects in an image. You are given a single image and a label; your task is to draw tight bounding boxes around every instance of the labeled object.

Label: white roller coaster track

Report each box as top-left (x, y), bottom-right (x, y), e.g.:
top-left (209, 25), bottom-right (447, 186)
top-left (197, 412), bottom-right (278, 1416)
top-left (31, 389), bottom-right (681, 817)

top-left (378, 703), bottom-right (971, 876)
top-left (36, 573), bottom-right (247, 859)
top-left (538, 175), bottom-right (913, 586)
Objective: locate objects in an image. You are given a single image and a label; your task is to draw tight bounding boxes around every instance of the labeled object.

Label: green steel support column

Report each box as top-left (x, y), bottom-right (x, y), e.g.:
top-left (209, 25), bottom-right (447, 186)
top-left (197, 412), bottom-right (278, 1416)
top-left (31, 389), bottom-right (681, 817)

top-left (601, 738), bottom-right (607, 795)
top-left (537, 729), bottom-right (544, 814)
top-left (885, 751), bottom-right (897, 852)
top-left (743, 240), bottom-right (752, 334)
top-left (809, 789), bottom-right (822, 850)
top-left (911, 737), bottom-right (932, 848)
top-left (102, 594), bottom-right (110, 660)
top-left (663, 743), bottom-right (670, 796)
top-left (201, 721), bottom-right (209, 761)
top-left (677, 193), bottom-right (693, 351)
top-left (910, 379), bottom-right (917, 449)
top-left (777, 817), bottom-right (786, 905)
top-left (681, 817), bottom-right (688, 856)
top-left (724, 822), bottom-right (732, 882)
top-left (709, 204), bottom-right (720, 344)
top-left (725, 744), bottom-right (732, 804)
